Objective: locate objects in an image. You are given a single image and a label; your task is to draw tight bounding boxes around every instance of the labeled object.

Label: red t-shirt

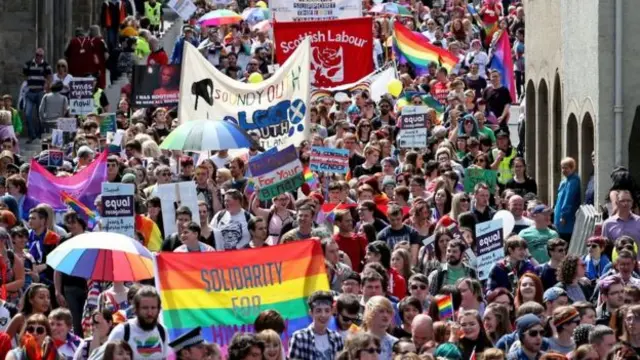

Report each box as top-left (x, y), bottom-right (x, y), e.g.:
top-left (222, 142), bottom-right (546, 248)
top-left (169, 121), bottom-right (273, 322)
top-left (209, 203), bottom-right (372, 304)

top-left (333, 233), bottom-right (368, 272)
top-left (388, 268), bottom-right (407, 299)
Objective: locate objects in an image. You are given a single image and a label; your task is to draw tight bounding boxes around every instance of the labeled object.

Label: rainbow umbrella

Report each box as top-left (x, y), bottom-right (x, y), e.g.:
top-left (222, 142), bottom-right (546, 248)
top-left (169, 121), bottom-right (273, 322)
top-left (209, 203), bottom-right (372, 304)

top-left (160, 120), bottom-right (264, 151)
top-left (197, 9), bottom-right (243, 27)
top-left (369, 3), bottom-right (412, 17)
top-left (46, 232), bottom-right (154, 281)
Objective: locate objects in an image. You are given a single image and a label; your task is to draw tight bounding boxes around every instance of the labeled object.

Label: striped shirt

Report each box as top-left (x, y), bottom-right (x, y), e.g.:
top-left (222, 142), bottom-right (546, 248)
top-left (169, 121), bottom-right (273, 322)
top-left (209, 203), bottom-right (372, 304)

top-left (22, 59), bottom-right (52, 92)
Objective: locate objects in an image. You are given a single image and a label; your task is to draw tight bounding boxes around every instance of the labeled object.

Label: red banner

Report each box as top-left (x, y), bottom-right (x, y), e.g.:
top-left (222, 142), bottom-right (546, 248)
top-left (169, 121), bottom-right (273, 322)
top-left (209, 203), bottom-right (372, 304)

top-left (274, 17), bottom-right (373, 87)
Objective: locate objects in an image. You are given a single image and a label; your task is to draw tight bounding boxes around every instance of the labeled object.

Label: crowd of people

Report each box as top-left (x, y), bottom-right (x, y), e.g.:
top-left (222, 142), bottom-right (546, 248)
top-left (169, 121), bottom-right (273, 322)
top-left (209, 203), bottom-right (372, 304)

top-left (0, 0), bottom-right (638, 359)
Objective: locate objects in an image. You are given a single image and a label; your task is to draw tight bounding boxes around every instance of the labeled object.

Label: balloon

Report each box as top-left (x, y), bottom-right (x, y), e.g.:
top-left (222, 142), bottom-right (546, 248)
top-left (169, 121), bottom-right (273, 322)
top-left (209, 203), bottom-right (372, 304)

top-left (248, 72), bottom-right (263, 84)
top-left (387, 79), bottom-right (403, 98)
top-left (396, 98), bottom-right (408, 111)
top-left (256, 1), bottom-right (267, 8)
top-left (493, 210), bottom-right (515, 236)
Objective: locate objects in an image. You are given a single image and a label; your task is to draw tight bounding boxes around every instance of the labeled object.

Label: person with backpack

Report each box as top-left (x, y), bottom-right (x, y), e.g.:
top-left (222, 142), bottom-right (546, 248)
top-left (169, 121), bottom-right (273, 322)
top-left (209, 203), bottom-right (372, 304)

top-left (106, 286), bottom-right (168, 360)
top-left (211, 189), bottom-right (252, 250)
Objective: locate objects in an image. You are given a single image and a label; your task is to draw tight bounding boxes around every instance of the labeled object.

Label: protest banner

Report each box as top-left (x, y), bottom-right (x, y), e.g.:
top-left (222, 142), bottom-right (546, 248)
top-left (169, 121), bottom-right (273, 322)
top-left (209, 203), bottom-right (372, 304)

top-left (155, 240), bottom-right (328, 354)
top-left (475, 218), bottom-right (504, 280)
top-left (167, 0), bottom-right (197, 20)
top-left (464, 167), bottom-right (498, 193)
top-left (179, 39), bottom-right (311, 150)
top-left (68, 77), bottom-right (94, 115)
top-left (56, 118), bottom-right (77, 132)
top-left (398, 106), bottom-right (429, 148)
top-left (132, 65), bottom-right (181, 108)
top-left (310, 147), bottom-right (349, 174)
top-left (101, 183), bottom-right (135, 238)
top-left (274, 17), bottom-right (373, 87)
top-left (270, 0), bottom-right (362, 22)
top-left (158, 182), bottom-right (201, 236)
top-left (99, 113), bottom-right (117, 137)
top-left (249, 145), bottom-right (304, 201)
top-left (310, 64), bottom-right (396, 103)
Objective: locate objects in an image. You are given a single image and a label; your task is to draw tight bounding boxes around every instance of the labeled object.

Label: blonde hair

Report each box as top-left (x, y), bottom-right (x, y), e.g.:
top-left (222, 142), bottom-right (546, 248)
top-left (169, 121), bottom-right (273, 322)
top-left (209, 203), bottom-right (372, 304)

top-left (141, 140), bottom-right (161, 158)
top-left (256, 330), bottom-right (283, 360)
top-left (35, 204), bottom-right (56, 231)
top-left (0, 110), bottom-right (11, 126)
top-left (134, 134), bottom-right (153, 144)
top-left (561, 157), bottom-right (576, 171)
top-left (363, 296), bottom-right (394, 330)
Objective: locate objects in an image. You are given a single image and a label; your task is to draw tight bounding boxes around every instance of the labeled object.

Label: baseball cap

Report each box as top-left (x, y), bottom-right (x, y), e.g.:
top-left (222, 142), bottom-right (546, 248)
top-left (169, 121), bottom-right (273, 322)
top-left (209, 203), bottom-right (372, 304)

top-left (530, 204), bottom-right (550, 215)
top-left (495, 128), bottom-right (510, 138)
top-left (543, 287), bottom-right (567, 303)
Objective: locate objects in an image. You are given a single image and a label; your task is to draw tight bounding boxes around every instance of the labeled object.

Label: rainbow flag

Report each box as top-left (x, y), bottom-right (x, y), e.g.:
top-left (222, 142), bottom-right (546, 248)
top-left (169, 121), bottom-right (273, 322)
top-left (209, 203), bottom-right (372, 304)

top-left (303, 166), bottom-right (319, 189)
top-left (489, 30), bottom-right (517, 102)
top-left (392, 21), bottom-right (459, 74)
top-left (484, 22), bottom-right (499, 48)
top-left (135, 215), bottom-right (162, 252)
top-left (60, 191), bottom-right (98, 229)
top-left (23, 150), bottom-right (108, 221)
top-left (437, 294), bottom-right (454, 320)
top-left (155, 240), bottom-right (329, 352)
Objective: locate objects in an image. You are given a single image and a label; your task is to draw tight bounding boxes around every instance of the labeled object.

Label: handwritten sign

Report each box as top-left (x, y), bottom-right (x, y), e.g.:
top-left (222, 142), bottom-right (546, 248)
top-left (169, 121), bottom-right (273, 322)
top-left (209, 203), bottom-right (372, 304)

top-left (69, 78), bottom-right (94, 115)
top-left (249, 145), bottom-right (304, 201)
top-left (398, 106), bottom-right (428, 148)
top-left (310, 147), bottom-right (349, 174)
top-left (475, 218), bottom-right (504, 280)
top-left (101, 183), bottom-right (135, 238)
top-left (56, 118), bottom-right (77, 132)
top-left (463, 167), bottom-right (498, 194)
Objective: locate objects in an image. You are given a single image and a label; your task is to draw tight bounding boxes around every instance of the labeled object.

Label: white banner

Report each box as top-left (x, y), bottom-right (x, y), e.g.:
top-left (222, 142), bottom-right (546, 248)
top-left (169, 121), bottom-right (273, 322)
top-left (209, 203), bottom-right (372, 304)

top-left (179, 39), bottom-right (311, 150)
top-left (167, 0), bottom-right (197, 21)
top-left (270, 0), bottom-right (362, 22)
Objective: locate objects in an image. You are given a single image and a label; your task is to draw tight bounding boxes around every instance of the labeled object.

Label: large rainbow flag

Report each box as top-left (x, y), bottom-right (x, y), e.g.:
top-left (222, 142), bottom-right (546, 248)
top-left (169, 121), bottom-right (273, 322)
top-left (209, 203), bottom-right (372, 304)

top-left (392, 21), bottom-right (459, 74)
top-left (155, 240), bottom-right (329, 351)
top-left (23, 150), bottom-right (108, 221)
top-left (489, 30), bottom-right (517, 103)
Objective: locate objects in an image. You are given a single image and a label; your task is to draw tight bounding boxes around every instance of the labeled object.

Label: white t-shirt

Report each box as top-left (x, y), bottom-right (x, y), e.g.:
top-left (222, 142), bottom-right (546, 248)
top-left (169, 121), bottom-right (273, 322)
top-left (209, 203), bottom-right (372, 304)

top-left (210, 154), bottom-right (231, 169)
top-left (211, 210), bottom-right (250, 250)
top-left (315, 333), bottom-right (332, 360)
top-left (107, 319), bottom-right (168, 360)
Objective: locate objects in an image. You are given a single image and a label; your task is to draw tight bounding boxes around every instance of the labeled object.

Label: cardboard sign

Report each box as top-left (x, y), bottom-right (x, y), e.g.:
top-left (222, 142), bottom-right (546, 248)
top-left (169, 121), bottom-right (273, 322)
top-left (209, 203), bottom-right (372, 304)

top-left (56, 118), bottom-right (77, 132)
top-left (101, 183), bottom-right (135, 238)
top-left (398, 106), bottom-right (429, 148)
top-left (249, 145), bottom-right (304, 201)
top-left (167, 0), bottom-right (197, 20)
top-left (158, 182), bottom-right (201, 236)
top-left (463, 167), bottom-right (498, 194)
top-left (310, 147), bottom-right (349, 174)
top-left (69, 77), bottom-right (94, 115)
top-left (475, 219), bottom-right (504, 280)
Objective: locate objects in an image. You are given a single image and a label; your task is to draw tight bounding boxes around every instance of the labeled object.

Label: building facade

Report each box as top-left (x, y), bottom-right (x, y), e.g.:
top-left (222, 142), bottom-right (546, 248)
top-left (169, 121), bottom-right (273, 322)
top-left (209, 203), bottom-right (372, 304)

top-left (524, 0), bottom-right (640, 207)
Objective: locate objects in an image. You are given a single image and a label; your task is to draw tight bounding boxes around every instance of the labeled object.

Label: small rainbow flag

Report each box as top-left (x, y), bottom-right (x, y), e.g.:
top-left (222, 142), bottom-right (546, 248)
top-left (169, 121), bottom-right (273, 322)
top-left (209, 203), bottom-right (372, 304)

top-left (155, 240), bottom-right (329, 352)
top-left (135, 215), bottom-right (162, 252)
top-left (303, 166), bottom-right (319, 189)
top-left (60, 191), bottom-right (98, 229)
top-left (437, 294), bottom-right (454, 321)
top-left (392, 21), bottom-right (459, 75)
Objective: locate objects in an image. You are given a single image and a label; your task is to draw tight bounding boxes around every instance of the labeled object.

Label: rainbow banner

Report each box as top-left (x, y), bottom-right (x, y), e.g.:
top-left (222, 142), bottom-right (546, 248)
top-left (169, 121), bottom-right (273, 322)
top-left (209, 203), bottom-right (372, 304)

top-left (393, 22), bottom-right (459, 74)
top-left (155, 240), bottom-right (329, 351)
top-left (437, 294), bottom-right (454, 320)
top-left (489, 30), bottom-right (517, 103)
top-left (23, 150), bottom-right (108, 221)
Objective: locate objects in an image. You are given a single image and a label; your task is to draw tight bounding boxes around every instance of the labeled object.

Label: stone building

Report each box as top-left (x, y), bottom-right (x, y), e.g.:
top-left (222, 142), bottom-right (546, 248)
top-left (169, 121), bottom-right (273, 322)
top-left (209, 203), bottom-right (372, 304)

top-left (524, 0), bottom-right (640, 207)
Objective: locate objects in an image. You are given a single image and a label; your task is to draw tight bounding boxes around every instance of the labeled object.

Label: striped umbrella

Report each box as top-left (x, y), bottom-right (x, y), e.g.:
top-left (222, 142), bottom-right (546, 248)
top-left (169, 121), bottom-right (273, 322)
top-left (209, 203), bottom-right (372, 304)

top-left (197, 9), bottom-right (242, 27)
top-left (160, 120), bottom-right (264, 151)
top-left (242, 7), bottom-right (271, 24)
top-left (369, 3), bottom-right (413, 17)
top-left (46, 232), bottom-right (154, 281)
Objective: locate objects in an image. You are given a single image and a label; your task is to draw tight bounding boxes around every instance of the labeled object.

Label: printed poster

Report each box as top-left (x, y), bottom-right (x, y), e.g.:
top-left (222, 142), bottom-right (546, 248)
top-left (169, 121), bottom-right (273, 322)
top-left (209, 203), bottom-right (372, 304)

top-left (101, 183), bottom-right (135, 238)
top-left (158, 181), bottom-right (201, 236)
top-left (274, 17), bottom-right (373, 87)
top-left (69, 77), bottom-right (94, 115)
top-left (132, 65), bottom-right (181, 108)
top-left (179, 39), bottom-right (311, 150)
top-left (249, 145), bottom-right (304, 201)
top-left (398, 106), bottom-right (429, 148)
top-left (310, 147), bottom-right (349, 174)
top-left (475, 218), bottom-right (504, 280)
top-left (270, 0), bottom-right (363, 22)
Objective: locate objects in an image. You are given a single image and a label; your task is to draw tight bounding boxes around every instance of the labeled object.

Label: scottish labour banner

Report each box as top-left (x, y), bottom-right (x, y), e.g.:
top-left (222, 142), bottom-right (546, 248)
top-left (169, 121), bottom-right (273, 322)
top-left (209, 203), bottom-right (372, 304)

top-left (178, 39), bottom-right (311, 150)
top-left (274, 17), bottom-right (373, 87)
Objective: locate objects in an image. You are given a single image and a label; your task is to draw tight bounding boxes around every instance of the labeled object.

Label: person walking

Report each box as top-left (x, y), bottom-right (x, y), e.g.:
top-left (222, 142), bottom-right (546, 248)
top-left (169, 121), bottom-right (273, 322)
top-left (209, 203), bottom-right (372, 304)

top-left (22, 48), bottom-right (52, 144)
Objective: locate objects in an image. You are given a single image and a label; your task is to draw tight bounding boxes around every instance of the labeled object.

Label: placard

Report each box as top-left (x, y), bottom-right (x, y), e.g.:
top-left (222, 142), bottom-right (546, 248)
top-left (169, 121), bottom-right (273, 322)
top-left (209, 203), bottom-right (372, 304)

top-left (398, 106), bottom-right (429, 148)
top-left (167, 0), bottom-right (197, 20)
top-left (270, 0), bottom-right (362, 22)
top-left (101, 183), bottom-right (135, 238)
top-left (132, 65), bottom-right (181, 108)
top-left (249, 145), bottom-right (304, 201)
top-left (56, 118), bottom-right (77, 132)
top-left (99, 113), bottom-right (117, 137)
top-left (48, 150), bottom-right (64, 167)
top-left (157, 181), bottom-right (201, 236)
top-left (310, 147), bottom-right (349, 174)
top-left (51, 130), bottom-right (64, 149)
top-left (475, 218), bottom-right (504, 280)
top-left (69, 77), bottom-right (94, 115)
top-left (463, 167), bottom-right (498, 194)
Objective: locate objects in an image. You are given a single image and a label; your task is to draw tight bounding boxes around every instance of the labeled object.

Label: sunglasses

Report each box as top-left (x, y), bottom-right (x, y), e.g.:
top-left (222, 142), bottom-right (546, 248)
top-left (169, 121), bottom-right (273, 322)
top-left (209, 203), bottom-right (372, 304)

top-left (527, 330), bottom-right (543, 337)
top-left (410, 284), bottom-right (427, 291)
top-left (588, 244), bottom-right (600, 249)
top-left (340, 314), bottom-right (359, 323)
top-left (26, 325), bottom-right (46, 335)
top-left (161, 172), bottom-right (172, 176)
top-left (362, 348), bottom-right (382, 355)
top-left (460, 198), bottom-right (470, 202)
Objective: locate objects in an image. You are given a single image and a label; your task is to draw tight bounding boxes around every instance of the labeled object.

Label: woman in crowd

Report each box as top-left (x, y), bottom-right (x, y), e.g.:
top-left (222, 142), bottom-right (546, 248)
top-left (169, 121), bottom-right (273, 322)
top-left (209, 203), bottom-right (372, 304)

top-left (482, 303), bottom-right (512, 345)
top-left (514, 273), bottom-right (544, 307)
top-left (391, 296), bottom-right (423, 339)
top-left (6, 283), bottom-right (50, 340)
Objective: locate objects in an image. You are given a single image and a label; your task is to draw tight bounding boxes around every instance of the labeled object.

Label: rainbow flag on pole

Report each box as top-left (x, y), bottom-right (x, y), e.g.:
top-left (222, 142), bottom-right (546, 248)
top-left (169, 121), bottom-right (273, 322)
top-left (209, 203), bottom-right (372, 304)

top-left (155, 240), bottom-right (329, 352)
top-left (392, 21), bottom-right (459, 74)
top-left (437, 294), bottom-right (454, 320)
top-left (489, 30), bottom-right (517, 103)
top-left (60, 191), bottom-right (98, 229)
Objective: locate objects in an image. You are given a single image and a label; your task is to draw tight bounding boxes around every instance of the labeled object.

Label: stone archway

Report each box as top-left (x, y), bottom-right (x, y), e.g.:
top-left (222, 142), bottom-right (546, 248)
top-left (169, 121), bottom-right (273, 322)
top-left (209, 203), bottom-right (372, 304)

top-left (580, 113), bottom-right (595, 193)
top-left (552, 73), bottom-right (562, 201)
top-left (525, 81), bottom-right (536, 176)
top-left (567, 114), bottom-right (579, 161)
top-left (537, 79), bottom-right (550, 201)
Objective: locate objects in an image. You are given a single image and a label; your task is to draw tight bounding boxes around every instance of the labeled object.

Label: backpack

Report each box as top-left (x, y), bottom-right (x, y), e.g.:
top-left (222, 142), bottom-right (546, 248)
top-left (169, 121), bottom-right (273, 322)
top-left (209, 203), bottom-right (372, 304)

top-left (123, 322), bottom-right (166, 344)
top-left (214, 209), bottom-right (251, 225)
